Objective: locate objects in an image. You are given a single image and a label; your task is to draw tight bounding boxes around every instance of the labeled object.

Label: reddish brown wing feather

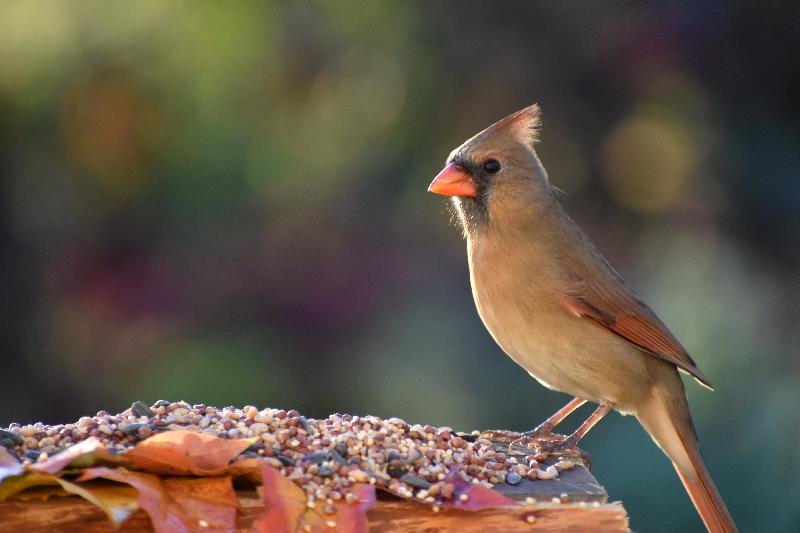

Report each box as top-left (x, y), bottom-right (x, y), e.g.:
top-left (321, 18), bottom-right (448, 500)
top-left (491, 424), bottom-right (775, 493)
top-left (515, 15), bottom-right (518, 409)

top-left (558, 278), bottom-right (713, 389)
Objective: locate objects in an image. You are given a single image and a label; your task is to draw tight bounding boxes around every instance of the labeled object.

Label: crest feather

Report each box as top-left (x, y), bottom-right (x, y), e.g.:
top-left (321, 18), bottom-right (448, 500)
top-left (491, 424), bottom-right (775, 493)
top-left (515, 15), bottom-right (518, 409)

top-left (487, 104), bottom-right (542, 145)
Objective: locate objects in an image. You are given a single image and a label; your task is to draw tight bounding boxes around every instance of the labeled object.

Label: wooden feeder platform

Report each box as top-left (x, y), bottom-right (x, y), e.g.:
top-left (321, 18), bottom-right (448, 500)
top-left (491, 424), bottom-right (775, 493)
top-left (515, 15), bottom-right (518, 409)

top-left (0, 403), bottom-right (629, 532)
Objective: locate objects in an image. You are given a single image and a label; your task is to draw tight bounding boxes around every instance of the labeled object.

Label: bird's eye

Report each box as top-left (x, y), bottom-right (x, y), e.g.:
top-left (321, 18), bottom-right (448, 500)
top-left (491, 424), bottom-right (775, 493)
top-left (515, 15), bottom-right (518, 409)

top-left (483, 159), bottom-right (501, 174)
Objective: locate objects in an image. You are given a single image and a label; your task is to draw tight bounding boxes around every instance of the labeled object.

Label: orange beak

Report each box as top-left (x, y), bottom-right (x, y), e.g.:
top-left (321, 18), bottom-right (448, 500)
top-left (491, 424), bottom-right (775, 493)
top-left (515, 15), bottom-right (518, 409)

top-left (427, 163), bottom-right (477, 197)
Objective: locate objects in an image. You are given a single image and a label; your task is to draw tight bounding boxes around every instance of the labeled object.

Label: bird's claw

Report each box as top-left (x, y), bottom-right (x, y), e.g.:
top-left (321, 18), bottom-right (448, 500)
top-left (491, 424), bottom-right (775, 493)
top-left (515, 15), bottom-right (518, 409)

top-left (478, 429), bottom-right (591, 469)
top-left (507, 434), bottom-right (591, 469)
top-left (477, 429), bottom-right (525, 445)
top-left (508, 433), bottom-right (572, 454)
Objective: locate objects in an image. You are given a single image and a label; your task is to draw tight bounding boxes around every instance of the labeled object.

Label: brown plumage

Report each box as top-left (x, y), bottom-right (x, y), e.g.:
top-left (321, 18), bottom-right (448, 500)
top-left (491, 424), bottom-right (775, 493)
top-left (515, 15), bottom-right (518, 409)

top-left (428, 104), bottom-right (737, 532)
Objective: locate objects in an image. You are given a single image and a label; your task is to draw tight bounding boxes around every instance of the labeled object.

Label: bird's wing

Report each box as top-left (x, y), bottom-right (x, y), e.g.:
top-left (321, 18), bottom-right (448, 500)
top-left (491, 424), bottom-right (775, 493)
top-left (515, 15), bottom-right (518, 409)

top-left (558, 275), bottom-right (713, 389)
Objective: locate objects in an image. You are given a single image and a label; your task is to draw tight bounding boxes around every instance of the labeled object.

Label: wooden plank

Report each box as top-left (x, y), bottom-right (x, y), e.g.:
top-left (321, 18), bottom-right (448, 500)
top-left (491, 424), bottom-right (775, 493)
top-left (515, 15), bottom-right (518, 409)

top-left (0, 490), bottom-right (628, 532)
top-left (368, 500), bottom-right (628, 532)
top-left (494, 458), bottom-right (607, 503)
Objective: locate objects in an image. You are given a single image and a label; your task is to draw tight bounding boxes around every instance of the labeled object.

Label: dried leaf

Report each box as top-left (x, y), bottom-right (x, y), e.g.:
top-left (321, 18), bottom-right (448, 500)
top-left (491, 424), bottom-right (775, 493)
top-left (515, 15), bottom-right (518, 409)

top-left (331, 483), bottom-right (376, 533)
top-left (79, 467), bottom-right (239, 532)
top-left (79, 467), bottom-right (168, 530)
top-left (227, 456), bottom-right (264, 482)
top-left (253, 463), bottom-right (375, 533)
top-left (0, 447), bottom-right (23, 483)
top-left (0, 469), bottom-right (140, 525)
top-left (8, 485), bottom-right (72, 501)
top-left (123, 430), bottom-right (255, 475)
top-left (0, 472), bottom-right (64, 500)
top-left (57, 479), bottom-right (140, 524)
top-left (162, 476), bottom-right (239, 531)
top-left (440, 469), bottom-right (515, 511)
top-left (252, 465), bottom-right (306, 532)
top-left (30, 437), bottom-right (119, 474)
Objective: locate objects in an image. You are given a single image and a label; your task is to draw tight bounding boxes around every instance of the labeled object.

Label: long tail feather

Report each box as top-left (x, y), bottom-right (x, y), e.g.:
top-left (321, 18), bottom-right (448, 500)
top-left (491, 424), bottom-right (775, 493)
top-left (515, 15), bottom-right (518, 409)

top-left (669, 413), bottom-right (737, 533)
top-left (636, 383), bottom-right (737, 533)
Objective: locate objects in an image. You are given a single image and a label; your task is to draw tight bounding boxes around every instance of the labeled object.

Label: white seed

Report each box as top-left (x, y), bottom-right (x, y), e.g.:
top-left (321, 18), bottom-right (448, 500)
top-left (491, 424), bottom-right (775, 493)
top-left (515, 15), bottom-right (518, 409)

top-left (556, 460), bottom-right (575, 470)
top-left (538, 466), bottom-right (558, 480)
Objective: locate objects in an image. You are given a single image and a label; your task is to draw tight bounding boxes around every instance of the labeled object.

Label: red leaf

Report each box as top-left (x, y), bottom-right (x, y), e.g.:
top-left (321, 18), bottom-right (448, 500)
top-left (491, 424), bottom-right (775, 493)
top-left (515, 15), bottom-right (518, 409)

top-left (122, 430), bottom-right (255, 475)
top-left (29, 437), bottom-right (119, 474)
top-left (227, 456), bottom-right (263, 482)
top-left (440, 469), bottom-right (515, 511)
top-left (78, 468), bottom-right (166, 528)
top-left (161, 476), bottom-right (239, 531)
top-left (253, 463), bottom-right (376, 533)
top-left (78, 467), bottom-right (239, 532)
top-left (252, 464), bottom-right (306, 532)
top-left (0, 448), bottom-right (23, 483)
top-left (333, 483), bottom-right (376, 533)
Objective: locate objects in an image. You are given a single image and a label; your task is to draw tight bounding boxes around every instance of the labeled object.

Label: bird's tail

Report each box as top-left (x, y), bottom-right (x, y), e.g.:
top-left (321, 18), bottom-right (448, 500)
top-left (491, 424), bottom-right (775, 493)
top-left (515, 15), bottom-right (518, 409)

top-left (636, 380), bottom-right (738, 533)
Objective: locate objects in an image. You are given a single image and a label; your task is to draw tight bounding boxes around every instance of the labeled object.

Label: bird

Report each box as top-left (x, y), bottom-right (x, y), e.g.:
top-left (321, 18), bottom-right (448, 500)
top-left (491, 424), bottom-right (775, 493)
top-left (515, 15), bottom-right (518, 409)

top-left (427, 104), bottom-right (737, 533)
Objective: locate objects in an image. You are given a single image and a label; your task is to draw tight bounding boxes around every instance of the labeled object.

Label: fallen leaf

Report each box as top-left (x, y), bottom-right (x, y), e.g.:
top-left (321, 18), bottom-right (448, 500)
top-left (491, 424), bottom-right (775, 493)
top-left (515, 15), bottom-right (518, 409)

top-left (227, 456), bottom-right (263, 482)
top-left (0, 469), bottom-right (140, 525)
top-left (252, 465), bottom-right (306, 532)
top-left (162, 476), bottom-right (240, 531)
top-left (56, 479), bottom-right (140, 524)
top-left (30, 437), bottom-right (119, 474)
top-left (79, 467), bottom-right (239, 532)
top-left (123, 430), bottom-right (255, 475)
top-left (0, 472), bottom-right (65, 500)
top-left (253, 463), bottom-right (375, 533)
top-left (0, 447), bottom-right (23, 483)
top-left (440, 469), bottom-right (515, 511)
top-left (79, 468), bottom-right (169, 530)
top-left (7, 485), bottom-right (72, 501)
top-left (331, 483), bottom-right (376, 533)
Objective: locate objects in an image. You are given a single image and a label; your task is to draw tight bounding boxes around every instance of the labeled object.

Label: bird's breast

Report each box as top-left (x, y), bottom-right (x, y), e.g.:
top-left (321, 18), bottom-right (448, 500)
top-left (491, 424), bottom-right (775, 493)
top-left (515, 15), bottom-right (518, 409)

top-left (466, 237), bottom-right (650, 407)
top-left (467, 238), bottom-right (565, 368)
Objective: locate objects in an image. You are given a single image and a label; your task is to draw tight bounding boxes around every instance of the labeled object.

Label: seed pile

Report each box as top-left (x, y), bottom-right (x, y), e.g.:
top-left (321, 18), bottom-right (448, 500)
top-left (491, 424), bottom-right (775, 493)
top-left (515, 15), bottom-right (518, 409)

top-left (1, 401), bottom-right (577, 504)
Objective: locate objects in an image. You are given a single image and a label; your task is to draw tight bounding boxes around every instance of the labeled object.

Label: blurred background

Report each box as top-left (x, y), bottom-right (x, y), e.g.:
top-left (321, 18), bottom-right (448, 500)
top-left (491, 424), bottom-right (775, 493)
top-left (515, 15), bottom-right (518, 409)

top-left (1, 1), bottom-right (798, 530)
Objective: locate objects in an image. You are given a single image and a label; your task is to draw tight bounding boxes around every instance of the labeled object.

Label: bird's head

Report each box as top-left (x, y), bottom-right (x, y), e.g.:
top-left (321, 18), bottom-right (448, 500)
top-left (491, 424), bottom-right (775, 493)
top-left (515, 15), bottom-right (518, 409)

top-left (428, 104), bottom-right (554, 238)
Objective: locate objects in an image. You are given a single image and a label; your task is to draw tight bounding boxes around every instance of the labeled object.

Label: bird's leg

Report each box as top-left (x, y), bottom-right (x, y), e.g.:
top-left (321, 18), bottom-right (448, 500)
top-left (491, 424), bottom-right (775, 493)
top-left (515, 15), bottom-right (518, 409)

top-left (490, 398), bottom-right (586, 449)
top-left (479, 397), bottom-right (586, 445)
top-left (509, 402), bottom-right (614, 455)
top-left (551, 402), bottom-right (613, 450)
top-left (522, 397), bottom-right (587, 437)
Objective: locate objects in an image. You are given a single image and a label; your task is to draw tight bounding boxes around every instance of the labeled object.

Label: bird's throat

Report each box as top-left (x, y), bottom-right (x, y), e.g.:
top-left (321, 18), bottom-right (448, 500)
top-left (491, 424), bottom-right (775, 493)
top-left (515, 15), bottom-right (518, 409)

top-left (450, 196), bottom-right (488, 239)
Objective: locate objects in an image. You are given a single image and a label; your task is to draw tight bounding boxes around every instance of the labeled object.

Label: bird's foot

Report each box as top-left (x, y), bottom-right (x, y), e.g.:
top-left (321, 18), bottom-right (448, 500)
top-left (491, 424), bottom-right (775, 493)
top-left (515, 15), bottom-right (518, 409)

top-left (480, 428), bottom-right (573, 455)
top-left (479, 428), bottom-right (562, 456)
top-left (478, 421), bottom-right (557, 445)
top-left (507, 433), bottom-right (591, 468)
top-left (509, 433), bottom-right (577, 453)
top-left (477, 429), bottom-right (528, 445)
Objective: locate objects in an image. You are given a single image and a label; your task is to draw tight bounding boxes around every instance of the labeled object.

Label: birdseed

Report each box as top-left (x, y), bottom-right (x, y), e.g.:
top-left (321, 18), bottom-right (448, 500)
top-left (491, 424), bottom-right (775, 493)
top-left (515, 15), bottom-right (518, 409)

top-left (1, 400), bottom-right (580, 505)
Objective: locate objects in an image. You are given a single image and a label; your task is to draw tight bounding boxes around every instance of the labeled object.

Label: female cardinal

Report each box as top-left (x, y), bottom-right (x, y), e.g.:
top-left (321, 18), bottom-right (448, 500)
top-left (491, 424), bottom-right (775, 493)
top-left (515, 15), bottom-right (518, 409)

top-left (428, 105), bottom-right (737, 533)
